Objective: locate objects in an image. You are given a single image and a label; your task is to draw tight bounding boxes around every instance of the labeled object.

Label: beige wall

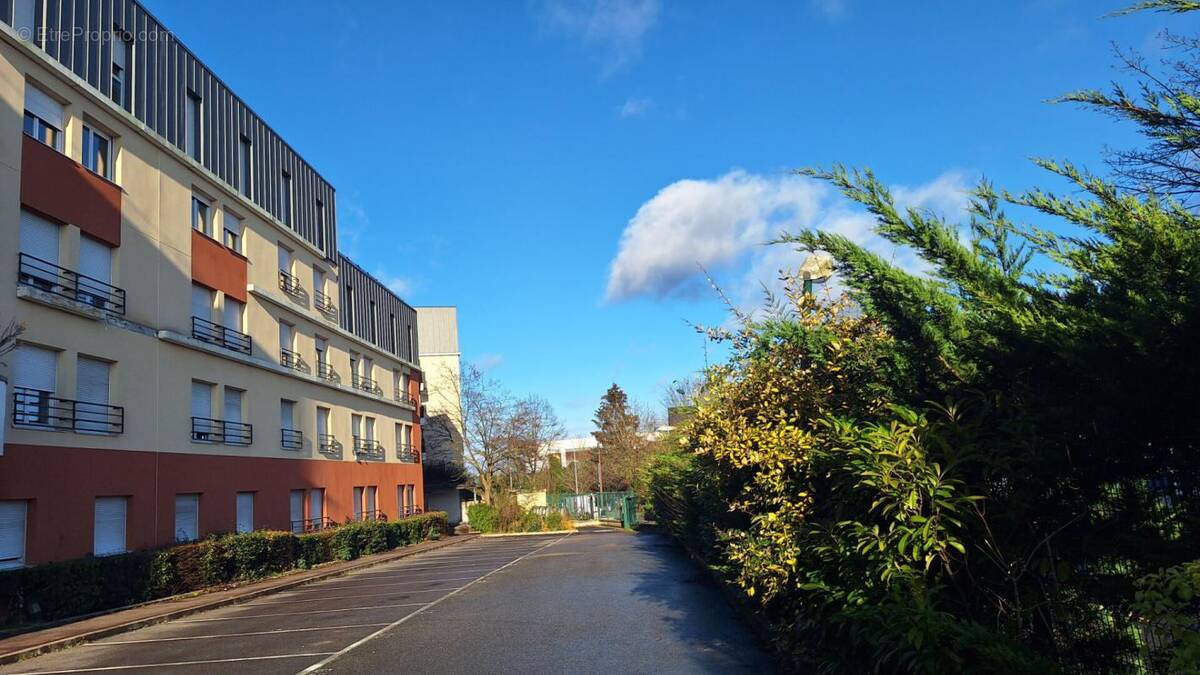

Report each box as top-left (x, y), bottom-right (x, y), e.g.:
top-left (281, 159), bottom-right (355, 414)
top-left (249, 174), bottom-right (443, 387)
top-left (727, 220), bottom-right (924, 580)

top-left (0, 33), bottom-right (420, 463)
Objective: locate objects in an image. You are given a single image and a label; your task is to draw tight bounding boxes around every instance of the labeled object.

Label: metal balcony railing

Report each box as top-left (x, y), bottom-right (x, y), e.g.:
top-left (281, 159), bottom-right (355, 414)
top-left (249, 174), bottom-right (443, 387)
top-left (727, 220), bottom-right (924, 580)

top-left (353, 436), bottom-right (385, 460)
top-left (314, 290), bottom-right (336, 315)
top-left (291, 516), bottom-right (335, 533)
top-left (318, 433), bottom-right (341, 456)
top-left (357, 509), bottom-right (387, 522)
top-left (192, 316), bottom-right (251, 355)
top-left (351, 373), bottom-right (379, 394)
top-left (280, 347), bottom-right (304, 372)
top-left (281, 428), bottom-right (303, 450)
top-left (400, 505), bottom-right (424, 518)
top-left (18, 253), bottom-right (126, 316)
top-left (396, 444), bottom-right (419, 463)
top-left (317, 361), bottom-right (338, 382)
top-left (191, 416), bottom-right (253, 446)
top-left (278, 269), bottom-right (303, 297)
top-left (12, 386), bottom-right (124, 434)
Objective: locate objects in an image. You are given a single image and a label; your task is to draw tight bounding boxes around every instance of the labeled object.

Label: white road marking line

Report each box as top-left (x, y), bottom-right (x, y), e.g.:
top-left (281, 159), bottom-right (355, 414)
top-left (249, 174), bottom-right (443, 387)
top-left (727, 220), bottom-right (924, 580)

top-left (245, 587), bottom-right (464, 607)
top-left (329, 563), bottom-right (516, 580)
top-left (175, 602), bottom-right (429, 623)
top-left (301, 576), bottom-right (479, 592)
top-left (86, 623), bottom-right (391, 646)
top-left (3, 652), bottom-right (337, 674)
top-left (350, 555), bottom-right (533, 573)
top-left (297, 532), bottom-right (572, 675)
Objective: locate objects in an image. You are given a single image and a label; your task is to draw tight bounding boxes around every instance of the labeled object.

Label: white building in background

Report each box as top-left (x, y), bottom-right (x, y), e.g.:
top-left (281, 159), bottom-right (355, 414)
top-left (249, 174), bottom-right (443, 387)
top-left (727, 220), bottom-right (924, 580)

top-left (417, 307), bottom-right (471, 524)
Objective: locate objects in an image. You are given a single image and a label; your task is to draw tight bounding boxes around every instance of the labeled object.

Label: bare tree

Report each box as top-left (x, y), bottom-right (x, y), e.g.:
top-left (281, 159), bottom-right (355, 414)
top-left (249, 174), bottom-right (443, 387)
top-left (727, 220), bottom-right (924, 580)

top-left (423, 363), bottom-right (513, 505)
top-left (505, 395), bottom-right (564, 486)
top-left (0, 320), bottom-right (24, 368)
top-left (660, 374), bottom-right (704, 410)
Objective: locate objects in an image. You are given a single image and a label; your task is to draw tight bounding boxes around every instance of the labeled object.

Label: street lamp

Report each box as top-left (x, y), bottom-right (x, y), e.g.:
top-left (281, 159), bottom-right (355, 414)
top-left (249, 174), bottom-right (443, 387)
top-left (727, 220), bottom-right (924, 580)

top-left (799, 252), bottom-right (835, 295)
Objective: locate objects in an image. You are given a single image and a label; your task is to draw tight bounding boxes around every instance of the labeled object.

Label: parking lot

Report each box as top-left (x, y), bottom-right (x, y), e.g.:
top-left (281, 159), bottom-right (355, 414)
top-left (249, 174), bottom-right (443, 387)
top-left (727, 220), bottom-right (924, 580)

top-left (0, 534), bottom-right (569, 674)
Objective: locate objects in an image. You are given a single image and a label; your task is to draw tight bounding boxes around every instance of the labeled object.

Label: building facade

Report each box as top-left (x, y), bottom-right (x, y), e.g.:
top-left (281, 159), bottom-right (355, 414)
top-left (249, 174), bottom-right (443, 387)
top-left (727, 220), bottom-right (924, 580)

top-left (416, 306), bottom-right (467, 524)
top-left (0, 0), bottom-right (425, 566)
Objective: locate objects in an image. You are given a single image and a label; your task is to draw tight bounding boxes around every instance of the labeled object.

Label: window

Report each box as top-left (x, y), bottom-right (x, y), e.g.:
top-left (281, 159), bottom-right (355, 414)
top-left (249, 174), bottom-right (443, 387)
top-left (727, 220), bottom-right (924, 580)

top-left (76, 356), bottom-right (112, 434)
top-left (78, 235), bottom-right (113, 308)
top-left (370, 301), bottom-right (378, 343)
top-left (0, 502), bottom-right (28, 570)
top-left (82, 126), bottom-right (112, 179)
top-left (23, 83), bottom-right (62, 150)
top-left (289, 489), bottom-right (305, 533)
top-left (349, 352), bottom-right (359, 381)
top-left (191, 195), bottom-right (211, 237)
top-left (222, 297), bottom-right (243, 333)
top-left (352, 487), bottom-right (364, 521)
top-left (281, 400), bottom-right (296, 431)
top-left (222, 210), bottom-right (242, 252)
top-left (365, 486), bottom-right (377, 518)
top-left (191, 381), bottom-right (213, 439)
top-left (110, 29), bottom-right (130, 108)
top-left (277, 245), bottom-right (292, 275)
top-left (317, 406), bottom-right (330, 441)
top-left (174, 494), bottom-right (199, 542)
top-left (315, 336), bottom-right (328, 371)
top-left (365, 416), bottom-right (376, 443)
top-left (13, 0), bottom-right (37, 41)
top-left (407, 325), bottom-right (415, 362)
top-left (224, 387), bottom-right (243, 425)
top-left (402, 423), bottom-right (413, 448)
top-left (401, 372), bottom-right (411, 400)
top-left (315, 199), bottom-right (326, 250)
top-left (93, 496), bottom-right (127, 556)
top-left (238, 136), bottom-right (253, 197)
top-left (393, 369), bottom-right (402, 400)
top-left (185, 92), bottom-right (202, 161)
top-left (362, 357), bottom-right (373, 383)
top-left (13, 344), bottom-right (56, 427)
top-left (279, 321), bottom-right (294, 353)
top-left (390, 314), bottom-right (397, 352)
top-left (19, 209), bottom-right (60, 275)
top-left (406, 485), bottom-right (416, 514)
top-left (309, 488), bottom-right (324, 524)
top-left (236, 493), bottom-right (254, 534)
top-left (191, 284), bottom-right (213, 322)
top-left (345, 285), bottom-right (355, 331)
top-left (281, 171), bottom-right (293, 226)
top-left (398, 484), bottom-right (407, 515)
top-left (351, 414), bottom-right (362, 443)
top-left (313, 268), bottom-right (325, 297)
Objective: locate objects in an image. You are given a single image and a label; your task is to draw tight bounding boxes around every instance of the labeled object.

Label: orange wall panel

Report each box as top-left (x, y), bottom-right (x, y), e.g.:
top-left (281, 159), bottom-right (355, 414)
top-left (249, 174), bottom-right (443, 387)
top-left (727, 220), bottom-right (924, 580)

top-left (191, 229), bottom-right (248, 302)
top-left (20, 136), bottom-right (122, 247)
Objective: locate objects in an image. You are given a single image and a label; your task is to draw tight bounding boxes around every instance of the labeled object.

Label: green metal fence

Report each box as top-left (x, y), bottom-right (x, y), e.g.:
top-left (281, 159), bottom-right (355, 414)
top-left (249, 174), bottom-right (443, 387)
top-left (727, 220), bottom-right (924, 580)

top-left (547, 491), bottom-right (639, 525)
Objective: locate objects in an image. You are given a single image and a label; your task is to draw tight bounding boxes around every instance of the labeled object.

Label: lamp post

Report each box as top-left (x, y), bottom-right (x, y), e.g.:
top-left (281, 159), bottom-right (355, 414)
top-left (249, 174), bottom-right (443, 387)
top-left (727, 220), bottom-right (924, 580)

top-left (799, 252), bottom-right (835, 296)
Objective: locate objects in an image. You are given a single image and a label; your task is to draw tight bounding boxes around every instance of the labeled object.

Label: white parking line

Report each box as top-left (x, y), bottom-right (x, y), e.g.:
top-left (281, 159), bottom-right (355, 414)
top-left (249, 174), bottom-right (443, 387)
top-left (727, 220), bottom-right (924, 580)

top-left (302, 576), bottom-right (479, 593)
top-left (175, 602), bottom-right (429, 623)
top-left (297, 533), bottom-right (571, 675)
top-left (87, 623), bottom-right (391, 646)
top-left (245, 587), bottom-right (464, 607)
top-left (4, 652), bottom-right (337, 674)
top-left (353, 554), bottom-right (534, 572)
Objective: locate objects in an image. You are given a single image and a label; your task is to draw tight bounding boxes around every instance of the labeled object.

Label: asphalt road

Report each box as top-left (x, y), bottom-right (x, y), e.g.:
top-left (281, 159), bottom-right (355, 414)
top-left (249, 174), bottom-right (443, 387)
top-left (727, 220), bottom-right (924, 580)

top-left (1, 529), bottom-right (775, 674)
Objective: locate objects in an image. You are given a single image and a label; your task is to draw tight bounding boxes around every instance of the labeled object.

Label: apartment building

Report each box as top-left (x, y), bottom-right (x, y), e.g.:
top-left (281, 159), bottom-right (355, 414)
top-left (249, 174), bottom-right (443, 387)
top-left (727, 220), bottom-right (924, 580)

top-left (0, 0), bottom-right (425, 567)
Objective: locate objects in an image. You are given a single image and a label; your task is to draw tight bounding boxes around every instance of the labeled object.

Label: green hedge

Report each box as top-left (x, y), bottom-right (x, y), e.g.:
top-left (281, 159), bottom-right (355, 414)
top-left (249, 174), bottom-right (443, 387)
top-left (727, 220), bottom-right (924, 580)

top-left (466, 502), bottom-right (570, 534)
top-left (0, 512), bottom-right (448, 627)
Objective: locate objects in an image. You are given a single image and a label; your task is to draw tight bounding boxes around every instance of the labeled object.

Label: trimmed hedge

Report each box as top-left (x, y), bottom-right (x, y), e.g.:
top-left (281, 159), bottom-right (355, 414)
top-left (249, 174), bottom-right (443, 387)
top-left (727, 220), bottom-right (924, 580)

top-left (0, 512), bottom-right (447, 627)
top-left (466, 502), bottom-right (570, 534)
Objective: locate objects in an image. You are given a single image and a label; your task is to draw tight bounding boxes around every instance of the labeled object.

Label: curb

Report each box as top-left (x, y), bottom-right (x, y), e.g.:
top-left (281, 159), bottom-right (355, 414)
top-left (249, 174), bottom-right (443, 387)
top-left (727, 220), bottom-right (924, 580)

top-left (0, 534), bottom-right (476, 665)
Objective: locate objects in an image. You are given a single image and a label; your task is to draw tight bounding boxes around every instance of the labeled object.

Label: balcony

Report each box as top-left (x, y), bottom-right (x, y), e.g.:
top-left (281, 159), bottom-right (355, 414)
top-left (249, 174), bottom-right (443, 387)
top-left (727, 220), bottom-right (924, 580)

top-left (394, 392), bottom-right (419, 408)
top-left (396, 444), bottom-right (419, 463)
top-left (18, 253), bottom-right (127, 317)
top-left (280, 347), bottom-right (306, 373)
top-left (316, 361), bottom-right (339, 382)
top-left (192, 316), bottom-right (251, 355)
top-left (291, 516), bottom-right (335, 533)
top-left (281, 428), bottom-right (303, 450)
top-left (314, 289), bottom-right (336, 316)
top-left (357, 509), bottom-right (387, 522)
top-left (400, 505), bottom-right (424, 518)
top-left (353, 436), bottom-right (385, 461)
top-left (191, 417), bottom-right (253, 446)
top-left (278, 269), bottom-right (303, 298)
top-left (21, 135), bottom-right (121, 247)
top-left (12, 386), bottom-right (124, 434)
top-left (318, 433), bottom-right (342, 457)
top-left (351, 374), bottom-right (380, 395)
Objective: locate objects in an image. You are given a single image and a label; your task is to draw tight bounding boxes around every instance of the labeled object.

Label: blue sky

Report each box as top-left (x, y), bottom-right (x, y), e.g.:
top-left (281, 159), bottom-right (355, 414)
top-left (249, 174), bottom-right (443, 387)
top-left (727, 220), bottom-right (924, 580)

top-left (150, 0), bottom-right (1190, 435)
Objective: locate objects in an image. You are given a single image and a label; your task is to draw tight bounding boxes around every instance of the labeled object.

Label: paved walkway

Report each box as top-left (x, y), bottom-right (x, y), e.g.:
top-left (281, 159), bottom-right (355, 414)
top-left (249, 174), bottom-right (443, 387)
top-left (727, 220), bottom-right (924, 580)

top-left (0, 530), bottom-right (776, 674)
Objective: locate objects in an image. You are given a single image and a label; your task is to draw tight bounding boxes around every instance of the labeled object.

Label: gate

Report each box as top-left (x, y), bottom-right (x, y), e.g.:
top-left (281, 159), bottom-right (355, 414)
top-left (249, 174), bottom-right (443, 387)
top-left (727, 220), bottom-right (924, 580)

top-left (547, 491), bottom-right (639, 526)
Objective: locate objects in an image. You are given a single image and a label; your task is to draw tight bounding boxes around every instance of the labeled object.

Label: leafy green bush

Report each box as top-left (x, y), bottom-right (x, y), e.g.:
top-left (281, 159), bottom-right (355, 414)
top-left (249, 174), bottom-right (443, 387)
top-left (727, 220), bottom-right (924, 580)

top-left (468, 503), bottom-right (498, 533)
top-left (1130, 561), bottom-right (1200, 673)
top-left (0, 511), bottom-right (449, 626)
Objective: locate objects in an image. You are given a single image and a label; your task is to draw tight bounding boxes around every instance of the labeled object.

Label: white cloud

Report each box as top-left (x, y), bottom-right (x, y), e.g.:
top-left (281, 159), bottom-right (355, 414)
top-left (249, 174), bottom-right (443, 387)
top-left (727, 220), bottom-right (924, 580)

top-left (810, 0), bottom-right (849, 20)
top-left (474, 353), bottom-right (505, 372)
top-left (538, 0), bottom-right (660, 75)
top-left (619, 97), bottom-right (653, 118)
top-left (604, 169), bottom-right (973, 304)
